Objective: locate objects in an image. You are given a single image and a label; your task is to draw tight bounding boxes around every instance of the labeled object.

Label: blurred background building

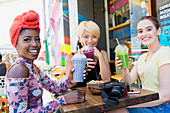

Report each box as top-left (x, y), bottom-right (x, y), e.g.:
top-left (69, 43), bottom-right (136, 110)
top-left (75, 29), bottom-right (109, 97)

top-left (43, 0), bottom-right (169, 68)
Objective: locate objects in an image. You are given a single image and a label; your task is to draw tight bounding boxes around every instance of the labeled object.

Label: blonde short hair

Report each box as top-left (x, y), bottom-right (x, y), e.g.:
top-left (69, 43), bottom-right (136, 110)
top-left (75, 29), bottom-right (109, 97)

top-left (78, 21), bottom-right (100, 39)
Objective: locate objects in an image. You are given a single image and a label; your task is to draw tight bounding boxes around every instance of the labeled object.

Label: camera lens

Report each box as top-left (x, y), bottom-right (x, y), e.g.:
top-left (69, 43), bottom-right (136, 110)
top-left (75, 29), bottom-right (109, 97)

top-left (110, 86), bottom-right (121, 98)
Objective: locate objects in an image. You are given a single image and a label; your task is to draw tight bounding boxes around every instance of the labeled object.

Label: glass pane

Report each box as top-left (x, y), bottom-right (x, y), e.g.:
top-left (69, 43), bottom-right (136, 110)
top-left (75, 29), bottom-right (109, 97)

top-left (108, 0), bottom-right (130, 27)
top-left (108, 0), bottom-right (130, 61)
top-left (156, 0), bottom-right (170, 47)
top-left (129, 0), bottom-right (149, 60)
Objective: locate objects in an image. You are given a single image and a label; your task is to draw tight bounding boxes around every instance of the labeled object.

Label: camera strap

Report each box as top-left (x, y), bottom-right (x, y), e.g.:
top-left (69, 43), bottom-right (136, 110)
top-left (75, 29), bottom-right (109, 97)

top-left (101, 90), bottom-right (119, 105)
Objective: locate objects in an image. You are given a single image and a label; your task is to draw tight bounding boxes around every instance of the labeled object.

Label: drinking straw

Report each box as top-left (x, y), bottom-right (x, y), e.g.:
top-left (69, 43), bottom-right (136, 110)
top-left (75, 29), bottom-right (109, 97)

top-left (116, 38), bottom-right (120, 45)
top-left (82, 39), bottom-right (86, 46)
top-left (78, 45), bottom-right (80, 53)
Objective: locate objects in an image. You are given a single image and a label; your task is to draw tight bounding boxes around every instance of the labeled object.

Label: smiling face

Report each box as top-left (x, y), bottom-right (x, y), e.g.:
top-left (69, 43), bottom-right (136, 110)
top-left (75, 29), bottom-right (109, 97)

top-left (79, 30), bottom-right (99, 47)
top-left (16, 29), bottom-right (41, 61)
top-left (78, 21), bottom-right (100, 47)
top-left (137, 19), bottom-right (161, 46)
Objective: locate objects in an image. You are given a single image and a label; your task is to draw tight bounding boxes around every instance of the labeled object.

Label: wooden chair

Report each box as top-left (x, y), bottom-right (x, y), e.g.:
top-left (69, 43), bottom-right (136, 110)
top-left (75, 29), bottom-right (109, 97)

top-left (0, 97), bottom-right (9, 113)
top-left (109, 60), bottom-right (122, 81)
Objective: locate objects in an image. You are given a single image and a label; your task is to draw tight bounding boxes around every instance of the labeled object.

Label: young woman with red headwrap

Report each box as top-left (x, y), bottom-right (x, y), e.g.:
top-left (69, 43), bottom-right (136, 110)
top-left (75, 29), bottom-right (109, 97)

top-left (6, 10), bottom-right (86, 112)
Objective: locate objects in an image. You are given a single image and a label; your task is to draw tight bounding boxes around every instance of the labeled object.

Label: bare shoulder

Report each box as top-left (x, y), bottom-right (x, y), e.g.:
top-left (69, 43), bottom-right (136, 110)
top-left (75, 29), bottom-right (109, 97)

top-left (7, 63), bottom-right (29, 78)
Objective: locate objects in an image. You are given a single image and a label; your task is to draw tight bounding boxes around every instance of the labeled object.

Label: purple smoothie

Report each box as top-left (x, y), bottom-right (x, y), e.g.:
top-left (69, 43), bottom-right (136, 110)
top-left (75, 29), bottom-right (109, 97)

top-left (83, 51), bottom-right (94, 59)
top-left (82, 46), bottom-right (94, 59)
top-left (82, 46), bottom-right (95, 66)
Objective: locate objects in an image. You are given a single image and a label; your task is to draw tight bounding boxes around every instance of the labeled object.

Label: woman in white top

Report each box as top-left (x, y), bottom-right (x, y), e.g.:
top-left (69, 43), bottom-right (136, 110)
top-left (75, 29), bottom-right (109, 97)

top-left (108, 16), bottom-right (170, 113)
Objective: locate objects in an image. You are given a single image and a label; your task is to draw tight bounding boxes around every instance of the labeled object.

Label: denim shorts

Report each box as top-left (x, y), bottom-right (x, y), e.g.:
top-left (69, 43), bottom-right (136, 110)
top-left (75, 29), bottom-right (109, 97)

top-left (127, 102), bottom-right (170, 113)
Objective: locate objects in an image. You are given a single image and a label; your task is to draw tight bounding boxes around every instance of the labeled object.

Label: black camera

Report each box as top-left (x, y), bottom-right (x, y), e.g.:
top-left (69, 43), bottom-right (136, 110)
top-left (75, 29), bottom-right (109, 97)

top-left (104, 82), bottom-right (129, 98)
top-left (101, 81), bottom-right (129, 105)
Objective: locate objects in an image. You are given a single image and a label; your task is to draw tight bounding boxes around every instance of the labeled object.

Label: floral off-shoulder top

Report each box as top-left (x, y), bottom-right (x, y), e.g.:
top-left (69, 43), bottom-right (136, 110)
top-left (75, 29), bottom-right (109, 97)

top-left (6, 57), bottom-right (73, 113)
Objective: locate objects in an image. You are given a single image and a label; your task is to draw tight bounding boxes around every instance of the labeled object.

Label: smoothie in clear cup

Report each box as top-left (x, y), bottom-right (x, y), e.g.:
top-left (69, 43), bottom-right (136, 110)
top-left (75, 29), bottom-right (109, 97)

top-left (82, 45), bottom-right (94, 60)
top-left (71, 52), bottom-right (87, 82)
top-left (115, 45), bottom-right (129, 69)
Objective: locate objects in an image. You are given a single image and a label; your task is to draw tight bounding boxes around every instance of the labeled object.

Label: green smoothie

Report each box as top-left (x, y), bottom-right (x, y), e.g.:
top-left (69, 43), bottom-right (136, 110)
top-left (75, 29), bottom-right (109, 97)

top-left (117, 54), bottom-right (129, 69)
top-left (115, 45), bottom-right (129, 69)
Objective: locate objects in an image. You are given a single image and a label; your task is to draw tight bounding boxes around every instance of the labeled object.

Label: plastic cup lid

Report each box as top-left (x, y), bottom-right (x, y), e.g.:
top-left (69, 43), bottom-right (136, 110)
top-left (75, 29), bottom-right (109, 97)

top-left (115, 45), bottom-right (128, 54)
top-left (71, 52), bottom-right (87, 61)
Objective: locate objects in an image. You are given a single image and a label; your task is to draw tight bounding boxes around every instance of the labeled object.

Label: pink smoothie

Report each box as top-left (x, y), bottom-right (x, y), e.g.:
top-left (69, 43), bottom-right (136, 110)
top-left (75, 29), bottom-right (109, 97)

top-left (82, 46), bottom-right (94, 60)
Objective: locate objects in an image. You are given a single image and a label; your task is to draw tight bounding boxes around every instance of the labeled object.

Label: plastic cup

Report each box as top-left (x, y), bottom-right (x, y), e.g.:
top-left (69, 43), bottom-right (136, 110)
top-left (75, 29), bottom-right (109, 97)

top-left (71, 52), bottom-right (87, 82)
top-left (115, 45), bottom-right (129, 69)
top-left (82, 45), bottom-right (94, 60)
top-left (82, 45), bottom-right (95, 66)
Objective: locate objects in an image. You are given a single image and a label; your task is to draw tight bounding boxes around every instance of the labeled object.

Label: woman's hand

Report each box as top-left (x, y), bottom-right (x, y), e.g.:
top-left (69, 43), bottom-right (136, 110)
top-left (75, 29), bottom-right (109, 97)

top-left (84, 47), bottom-right (100, 72)
top-left (68, 69), bottom-right (77, 84)
top-left (83, 58), bottom-right (95, 78)
top-left (68, 68), bottom-right (88, 84)
top-left (93, 47), bottom-right (102, 58)
top-left (86, 58), bottom-right (95, 72)
top-left (115, 57), bottom-right (132, 70)
top-left (115, 57), bottom-right (122, 69)
top-left (64, 90), bottom-right (86, 104)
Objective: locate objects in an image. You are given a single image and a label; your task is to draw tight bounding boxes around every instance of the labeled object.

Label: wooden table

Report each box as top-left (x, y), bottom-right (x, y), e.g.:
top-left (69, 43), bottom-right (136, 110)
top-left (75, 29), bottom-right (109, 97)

top-left (59, 87), bottom-right (159, 113)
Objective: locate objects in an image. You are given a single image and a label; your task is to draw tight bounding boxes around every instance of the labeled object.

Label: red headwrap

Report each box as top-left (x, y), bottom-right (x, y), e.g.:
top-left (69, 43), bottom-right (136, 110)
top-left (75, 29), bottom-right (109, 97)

top-left (9, 10), bottom-right (40, 48)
